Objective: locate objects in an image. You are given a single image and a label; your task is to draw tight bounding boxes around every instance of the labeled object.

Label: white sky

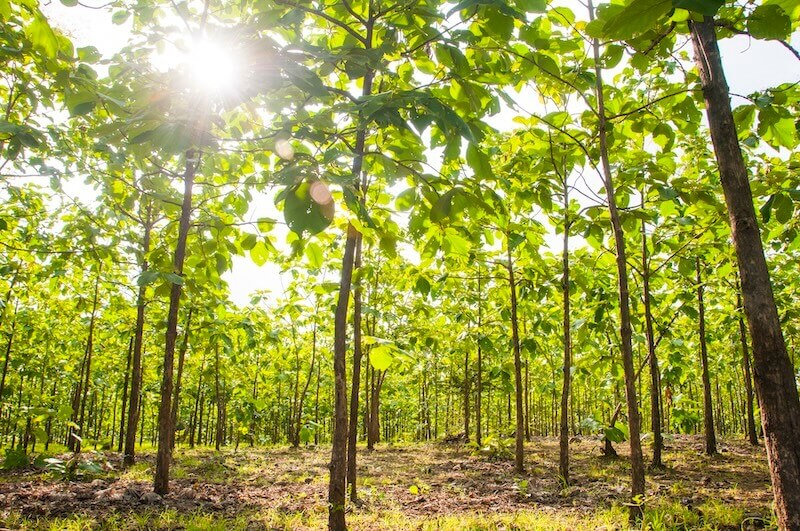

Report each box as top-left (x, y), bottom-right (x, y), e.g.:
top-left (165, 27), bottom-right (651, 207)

top-left (41, 1), bottom-right (800, 306)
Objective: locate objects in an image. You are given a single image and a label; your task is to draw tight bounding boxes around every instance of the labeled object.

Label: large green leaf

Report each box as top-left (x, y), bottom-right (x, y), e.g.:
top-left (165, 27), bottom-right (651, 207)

top-left (672, 0), bottom-right (724, 16)
top-left (747, 4), bottom-right (791, 41)
top-left (282, 180), bottom-right (335, 236)
top-left (466, 143), bottom-right (493, 178)
top-left (600, 0), bottom-right (671, 39)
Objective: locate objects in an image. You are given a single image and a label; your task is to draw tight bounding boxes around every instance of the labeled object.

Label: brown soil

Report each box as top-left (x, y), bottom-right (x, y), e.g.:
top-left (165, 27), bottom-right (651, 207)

top-left (0, 435), bottom-right (773, 524)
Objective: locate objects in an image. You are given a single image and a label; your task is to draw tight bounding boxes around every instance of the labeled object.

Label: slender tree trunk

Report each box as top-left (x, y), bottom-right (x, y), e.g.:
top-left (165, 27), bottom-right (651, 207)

top-left (589, 6), bottom-right (645, 518)
top-left (476, 267), bottom-right (482, 447)
top-left (75, 272), bottom-right (101, 454)
top-left (314, 347), bottom-right (321, 445)
top-left (696, 259), bottom-right (717, 455)
top-left (154, 148), bottom-right (198, 495)
top-left (125, 205), bottom-right (152, 466)
top-left (170, 307), bottom-right (193, 449)
top-left (641, 218), bottom-right (663, 468)
top-left (0, 301), bottom-right (18, 407)
top-left (189, 351), bottom-right (205, 449)
top-left (329, 14), bottom-right (374, 527)
top-left (506, 244), bottom-right (525, 474)
top-left (559, 187), bottom-right (572, 485)
top-left (464, 346), bottom-right (470, 441)
top-left (368, 370), bottom-right (383, 447)
top-left (214, 341), bottom-right (224, 451)
top-left (690, 19), bottom-right (800, 527)
top-left (118, 337), bottom-right (133, 453)
top-left (293, 320), bottom-right (318, 447)
top-left (347, 237), bottom-right (364, 501)
top-left (737, 290), bottom-right (758, 445)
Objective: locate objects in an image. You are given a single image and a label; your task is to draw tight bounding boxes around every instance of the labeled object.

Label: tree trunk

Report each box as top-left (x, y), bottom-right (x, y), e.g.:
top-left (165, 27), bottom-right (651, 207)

top-left (125, 204), bottom-right (152, 466)
top-left (214, 340), bottom-right (224, 451)
top-left (328, 11), bottom-right (375, 524)
top-left (464, 346), bottom-right (470, 442)
top-left (641, 218), bottom-right (663, 468)
top-left (118, 337), bottom-right (133, 453)
top-left (506, 244), bottom-right (525, 474)
top-left (589, 6), bottom-right (645, 519)
top-left (0, 301), bottom-right (18, 408)
top-left (154, 148), bottom-right (197, 495)
top-left (74, 272), bottom-right (101, 454)
top-left (189, 351), bottom-right (205, 449)
top-left (347, 237), bottom-right (364, 501)
top-left (559, 186), bottom-right (572, 485)
top-left (170, 306), bottom-right (193, 449)
top-left (696, 258), bottom-right (717, 455)
top-left (476, 267), bottom-right (482, 447)
top-left (737, 290), bottom-right (758, 445)
top-left (689, 19), bottom-right (800, 528)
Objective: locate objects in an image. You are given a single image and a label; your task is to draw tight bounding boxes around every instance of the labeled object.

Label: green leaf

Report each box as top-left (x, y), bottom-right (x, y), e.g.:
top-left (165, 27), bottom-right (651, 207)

top-left (747, 5), bottom-right (791, 41)
top-left (249, 241), bottom-right (270, 266)
top-left (466, 143), bottom-right (493, 178)
top-left (757, 106), bottom-right (797, 149)
top-left (601, 0), bottom-right (671, 39)
top-left (370, 345), bottom-right (394, 371)
top-left (678, 257), bottom-right (694, 277)
top-left (25, 12), bottom-right (59, 59)
top-left (32, 427), bottom-right (48, 444)
top-left (304, 241), bottom-right (324, 268)
top-left (672, 0), bottom-right (724, 16)
top-left (430, 188), bottom-right (459, 223)
top-left (111, 10), bottom-right (130, 24)
top-left (299, 426), bottom-right (313, 444)
top-left (215, 254), bottom-right (227, 276)
top-left (415, 276), bottom-right (431, 296)
top-left (241, 233), bottom-right (257, 251)
top-left (396, 188), bottom-right (417, 211)
top-left (164, 273), bottom-right (184, 286)
top-left (773, 193), bottom-right (794, 225)
top-left (604, 425), bottom-right (626, 443)
top-left (282, 180), bottom-right (335, 236)
top-left (60, 0), bottom-right (79, 5)
top-left (137, 270), bottom-right (159, 286)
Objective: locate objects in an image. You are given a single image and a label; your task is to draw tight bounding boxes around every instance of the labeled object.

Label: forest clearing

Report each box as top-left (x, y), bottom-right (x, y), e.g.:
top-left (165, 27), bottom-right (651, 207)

top-left (0, 437), bottom-right (776, 529)
top-left (2, 0), bottom-right (800, 528)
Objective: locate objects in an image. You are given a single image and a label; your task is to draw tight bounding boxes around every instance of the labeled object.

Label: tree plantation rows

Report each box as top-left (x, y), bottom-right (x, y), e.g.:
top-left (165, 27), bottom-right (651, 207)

top-left (1, 0), bottom-right (799, 528)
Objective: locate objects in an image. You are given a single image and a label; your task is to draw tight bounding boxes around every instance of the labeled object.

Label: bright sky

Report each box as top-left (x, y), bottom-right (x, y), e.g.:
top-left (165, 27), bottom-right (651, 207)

top-left (42, 1), bottom-right (800, 306)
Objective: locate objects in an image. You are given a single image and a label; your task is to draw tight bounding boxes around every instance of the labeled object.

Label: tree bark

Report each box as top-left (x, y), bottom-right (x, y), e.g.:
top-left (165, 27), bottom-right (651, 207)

top-left (696, 259), bottom-right (717, 455)
top-left (589, 5), bottom-right (645, 518)
top-left (118, 337), bottom-right (133, 453)
top-left (506, 244), bottom-right (525, 474)
top-left (124, 204), bottom-right (152, 466)
top-left (737, 290), bottom-right (758, 446)
top-left (73, 272), bottom-right (100, 453)
top-left (347, 237), bottom-right (364, 501)
top-left (559, 186), bottom-right (571, 485)
top-left (0, 301), bottom-right (18, 408)
top-left (170, 306), bottom-right (193, 449)
top-left (328, 11), bottom-right (374, 527)
top-left (214, 340), bottom-right (224, 451)
top-left (154, 148), bottom-right (197, 495)
top-left (641, 218), bottom-right (663, 468)
top-left (475, 267), bottom-right (482, 447)
top-left (689, 18), bottom-right (800, 528)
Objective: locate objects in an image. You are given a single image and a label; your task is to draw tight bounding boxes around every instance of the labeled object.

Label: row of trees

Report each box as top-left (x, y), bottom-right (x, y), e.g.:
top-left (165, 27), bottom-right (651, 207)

top-left (1, 0), bottom-right (799, 527)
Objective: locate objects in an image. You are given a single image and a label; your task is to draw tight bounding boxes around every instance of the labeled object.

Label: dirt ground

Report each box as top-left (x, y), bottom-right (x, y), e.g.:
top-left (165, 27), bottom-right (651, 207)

top-left (0, 435), bottom-right (774, 528)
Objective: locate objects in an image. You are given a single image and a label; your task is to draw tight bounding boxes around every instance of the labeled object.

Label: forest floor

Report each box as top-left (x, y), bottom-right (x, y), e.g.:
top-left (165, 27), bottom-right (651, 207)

top-left (0, 435), bottom-right (775, 530)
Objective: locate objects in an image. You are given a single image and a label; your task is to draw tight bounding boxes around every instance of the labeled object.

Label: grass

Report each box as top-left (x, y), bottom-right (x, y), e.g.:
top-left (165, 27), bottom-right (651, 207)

top-left (0, 436), bottom-right (777, 530)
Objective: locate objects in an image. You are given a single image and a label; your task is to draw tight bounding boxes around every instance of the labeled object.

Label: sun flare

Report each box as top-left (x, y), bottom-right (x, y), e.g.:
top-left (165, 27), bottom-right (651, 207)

top-left (185, 37), bottom-right (240, 95)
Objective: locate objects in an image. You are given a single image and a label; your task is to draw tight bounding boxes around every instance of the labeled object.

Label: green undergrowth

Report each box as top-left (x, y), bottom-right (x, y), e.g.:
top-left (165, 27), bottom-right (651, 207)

top-left (0, 501), bottom-right (776, 530)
